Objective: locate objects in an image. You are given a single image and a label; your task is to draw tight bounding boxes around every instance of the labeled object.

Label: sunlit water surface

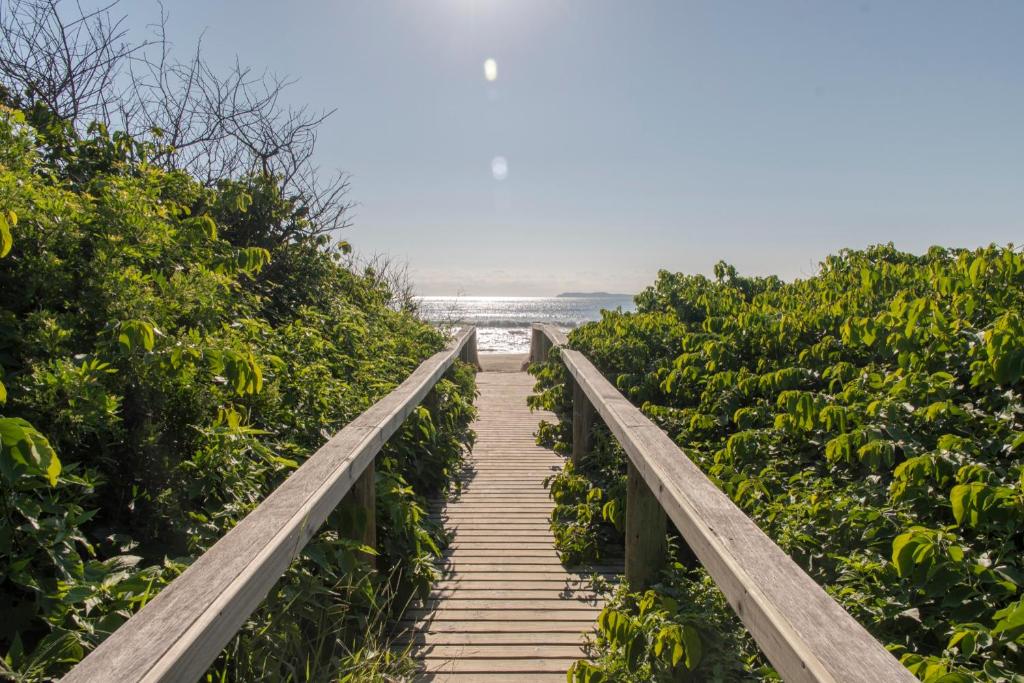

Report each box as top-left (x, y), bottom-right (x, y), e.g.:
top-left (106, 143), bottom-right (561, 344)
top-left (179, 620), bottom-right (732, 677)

top-left (416, 295), bottom-right (635, 353)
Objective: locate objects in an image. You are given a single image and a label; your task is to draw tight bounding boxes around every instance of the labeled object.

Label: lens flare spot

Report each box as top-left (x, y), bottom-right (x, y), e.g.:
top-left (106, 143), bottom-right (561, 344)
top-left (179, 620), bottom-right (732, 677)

top-left (483, 58), bottom-right (498, 82)
top-left (491, 156), bottom-right (508, 180)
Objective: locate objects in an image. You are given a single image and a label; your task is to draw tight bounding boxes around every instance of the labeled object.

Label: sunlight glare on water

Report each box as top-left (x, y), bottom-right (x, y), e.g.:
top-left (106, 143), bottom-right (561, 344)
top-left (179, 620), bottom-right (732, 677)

top-left (417, 295), bottom-right (636, 353)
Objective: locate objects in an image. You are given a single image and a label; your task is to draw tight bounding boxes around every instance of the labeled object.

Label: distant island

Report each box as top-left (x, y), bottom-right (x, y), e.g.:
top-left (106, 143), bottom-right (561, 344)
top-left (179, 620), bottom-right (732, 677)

top-left (555, 291), bottom-right (631, 298)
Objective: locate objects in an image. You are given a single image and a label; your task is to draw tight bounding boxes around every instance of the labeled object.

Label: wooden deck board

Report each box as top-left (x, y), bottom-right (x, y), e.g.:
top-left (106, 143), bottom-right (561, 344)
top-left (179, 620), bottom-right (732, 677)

top-left (407, 368), bottom-right (618, 681)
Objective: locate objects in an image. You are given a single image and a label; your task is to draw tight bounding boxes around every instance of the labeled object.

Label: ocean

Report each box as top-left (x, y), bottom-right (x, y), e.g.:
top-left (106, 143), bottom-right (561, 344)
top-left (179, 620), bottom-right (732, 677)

top-left (416, 295), bottom-right (636, 353)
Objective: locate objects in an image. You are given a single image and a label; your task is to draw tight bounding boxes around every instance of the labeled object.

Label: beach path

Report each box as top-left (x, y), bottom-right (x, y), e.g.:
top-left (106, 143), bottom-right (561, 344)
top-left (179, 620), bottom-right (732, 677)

top-left (398, 354), bottom-right (620, 682)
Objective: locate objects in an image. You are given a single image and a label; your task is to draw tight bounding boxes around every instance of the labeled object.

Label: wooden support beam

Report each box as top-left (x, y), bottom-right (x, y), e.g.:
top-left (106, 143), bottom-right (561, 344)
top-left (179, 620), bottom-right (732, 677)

top-left (341, 461), bottom-right (376, 567)
top-left (625, 461), bottom-right (666, 590)
top-left (570, 377), bottom-right (595, 467)
top-left (530, 324), bottom-right (568, 363)
top-left (459, 328), bottom-right (481, 369)
top-left (423, 386), bottom-right (441, 420)
top-left (529, 327), bottom-right (547, 363)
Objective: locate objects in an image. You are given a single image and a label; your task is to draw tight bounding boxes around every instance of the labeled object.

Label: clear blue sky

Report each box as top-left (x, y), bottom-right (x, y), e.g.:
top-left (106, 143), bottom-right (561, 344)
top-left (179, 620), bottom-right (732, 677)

top-left (116, 1), bottom-right (1022, 295)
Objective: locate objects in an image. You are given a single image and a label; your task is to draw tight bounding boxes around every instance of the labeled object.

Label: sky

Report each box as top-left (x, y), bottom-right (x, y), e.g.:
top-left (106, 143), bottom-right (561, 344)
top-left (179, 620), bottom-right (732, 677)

top-left (113, 0), bottom-right (1022, 295)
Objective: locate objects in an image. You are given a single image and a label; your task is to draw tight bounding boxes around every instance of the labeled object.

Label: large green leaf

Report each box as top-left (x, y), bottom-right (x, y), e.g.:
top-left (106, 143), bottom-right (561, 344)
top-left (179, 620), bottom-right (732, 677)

top-left (0, 417), bottom-right (61, 485)
top-left (0, 209), bottom-right (14, 257)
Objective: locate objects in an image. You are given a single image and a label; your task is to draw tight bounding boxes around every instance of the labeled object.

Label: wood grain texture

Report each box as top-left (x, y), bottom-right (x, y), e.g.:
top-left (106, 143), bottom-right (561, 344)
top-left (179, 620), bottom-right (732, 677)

top-left (63, 328), bottom-right (478, 683)
top-left (534, 324), bottom-right (915, 683)
top-left (625, 460), bottom-right (666, 589)
top-left (341, 459), bottom-right (376, 567)
top-left (405, 370), bottom-right (618, 681)
top-left (571, 377), bottom-right (596, 466)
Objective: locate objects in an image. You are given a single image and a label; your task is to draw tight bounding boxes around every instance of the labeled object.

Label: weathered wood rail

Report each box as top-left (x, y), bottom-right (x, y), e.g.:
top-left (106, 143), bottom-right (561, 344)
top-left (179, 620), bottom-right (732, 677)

top-left (531, 324), bottom-right (915, 683)
top-left (63, 327), bottom-right (479, 683)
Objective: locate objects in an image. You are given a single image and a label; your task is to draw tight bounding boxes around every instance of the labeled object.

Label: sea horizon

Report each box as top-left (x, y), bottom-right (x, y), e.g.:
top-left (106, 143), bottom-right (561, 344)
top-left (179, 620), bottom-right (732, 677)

top-left (416, 293), bottom-right (636, 353)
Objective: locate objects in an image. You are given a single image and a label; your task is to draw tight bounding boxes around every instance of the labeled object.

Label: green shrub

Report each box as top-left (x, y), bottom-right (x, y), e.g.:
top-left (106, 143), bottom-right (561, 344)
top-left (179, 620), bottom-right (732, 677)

top-left (533, 244), bottom-right (1024, 681)
top-left (0, 105), bottom-right (476, 681)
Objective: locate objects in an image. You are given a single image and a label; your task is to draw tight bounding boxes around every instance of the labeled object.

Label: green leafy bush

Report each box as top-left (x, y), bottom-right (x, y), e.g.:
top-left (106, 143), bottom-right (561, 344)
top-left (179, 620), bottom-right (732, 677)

top-left (0, 104), bottom-right (476, 681)
top-left (533, 245), bottom-right (1024, 681)
top-left (568, 559), bottom-right (769, 683)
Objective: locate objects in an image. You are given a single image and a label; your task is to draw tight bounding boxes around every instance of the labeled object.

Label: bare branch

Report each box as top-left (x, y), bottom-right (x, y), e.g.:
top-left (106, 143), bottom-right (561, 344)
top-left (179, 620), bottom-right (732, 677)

top-left (0, 0), bottom-right (354, 243)
top-left (0, 0), bottom-right (140, 124)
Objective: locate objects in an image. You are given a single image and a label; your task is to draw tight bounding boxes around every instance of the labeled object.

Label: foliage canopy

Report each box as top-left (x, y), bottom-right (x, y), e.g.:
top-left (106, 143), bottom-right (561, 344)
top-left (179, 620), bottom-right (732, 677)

top-left (532, 244), bottom-right (1024, 682)
top-left (0, 104), bottom-right (476, 681)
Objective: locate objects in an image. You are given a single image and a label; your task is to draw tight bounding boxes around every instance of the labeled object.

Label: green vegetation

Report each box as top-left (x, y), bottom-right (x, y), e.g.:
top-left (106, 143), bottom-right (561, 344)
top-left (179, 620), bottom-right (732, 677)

top-left (0, 102), bottom-right (476, 681)
top-left (531, 245), bottom-right (1024, 682)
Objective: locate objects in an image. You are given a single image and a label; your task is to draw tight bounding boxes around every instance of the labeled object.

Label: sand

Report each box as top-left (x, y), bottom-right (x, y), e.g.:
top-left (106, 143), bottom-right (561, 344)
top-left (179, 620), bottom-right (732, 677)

top-left (478, 353), bottom-right (530, 373)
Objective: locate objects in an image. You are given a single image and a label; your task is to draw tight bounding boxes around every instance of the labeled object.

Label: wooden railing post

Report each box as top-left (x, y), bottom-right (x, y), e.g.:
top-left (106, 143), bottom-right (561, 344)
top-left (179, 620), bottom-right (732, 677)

top-left (341, 462), bottom-right (376, 567)
top-left (571, 378), bottom-right (595, 467)
top-left (625, 462), bottom-right (666, 590)
top-left (530, 326), bottom-right (552, 363)
top-left (459, 328), bottom-right (480, 368)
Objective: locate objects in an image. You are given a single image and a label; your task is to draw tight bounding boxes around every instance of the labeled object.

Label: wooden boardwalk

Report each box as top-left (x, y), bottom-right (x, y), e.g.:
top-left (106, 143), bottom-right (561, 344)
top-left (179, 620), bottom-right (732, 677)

top-left (401, 355), bottom-right (620, 682)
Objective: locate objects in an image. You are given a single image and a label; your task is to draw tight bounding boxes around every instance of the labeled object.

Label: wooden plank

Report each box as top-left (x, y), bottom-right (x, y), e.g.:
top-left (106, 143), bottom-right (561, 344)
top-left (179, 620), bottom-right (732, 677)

top-left (401, 620), bottom-right (595, 634)
top-left (433, 572), bottom-right (617, 582)
top-left (436, 548), bottom-right (561, 557)
top-left (535, 326), bottom-right (915, 683)
top-left (414, 645), bottom-right (585, 659)
top-left (421, 657), bottom-right (580, 674)
top-left (443, 494), bottom-right (552, 498)
top-left (434, 508), bottom-right (552, 513)
top-left (407, 609), bottom-right (599, 622)
top-left (450, 484), bottom-right (553, 488)
top-left (437, 558), bottom-right (572, 567)
top-left (435, 580), bottom-right (597, 591)
top-left (438, 564), bottom-right (620, 573)
top-left (448, 527), bottom-right (551, 533)
top-left (414, 674), bottom-right (567, 683)
top-left (439, 499), bottom-right (550, 504)
top-left (441, 511), bottom-right (550, 517)
top-left (452, 473), bottom-right (557, 477)
top-left (448, 531), bottom-right (553, 539)
top-left (436, 528), bottom-right (557, 532)
top-left (440, 524), bottom-right (551, 530)
top-left (431, 511), bottom-right (553, 517)
top-left (415, 600), bottom-right (601, 611)
top-left (436, 501), bottom-right (557, 507)
top-left (445, 543), bottom-right (557, 550)
top-left (441, 549), bottom-right (560, 558)
top-left (435, 496), bottom-right (552, 501)
top-left (397, 632), bottom-right (587, 645)
top-left (425, 590), bottom-right (601, 602)
top-left (442, 502), bottom-right (551, 508)
top-left (64, 327), bottom-right (478, 683)
top-left (440, 528), bottom-right (557, 532)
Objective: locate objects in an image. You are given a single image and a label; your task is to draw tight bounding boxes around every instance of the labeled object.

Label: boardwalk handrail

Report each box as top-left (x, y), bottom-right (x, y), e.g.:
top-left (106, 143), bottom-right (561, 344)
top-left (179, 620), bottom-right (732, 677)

top-left (531, 324), bottom-right (914, 683)
top-left (64, 327), bottom-right (479, 683)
